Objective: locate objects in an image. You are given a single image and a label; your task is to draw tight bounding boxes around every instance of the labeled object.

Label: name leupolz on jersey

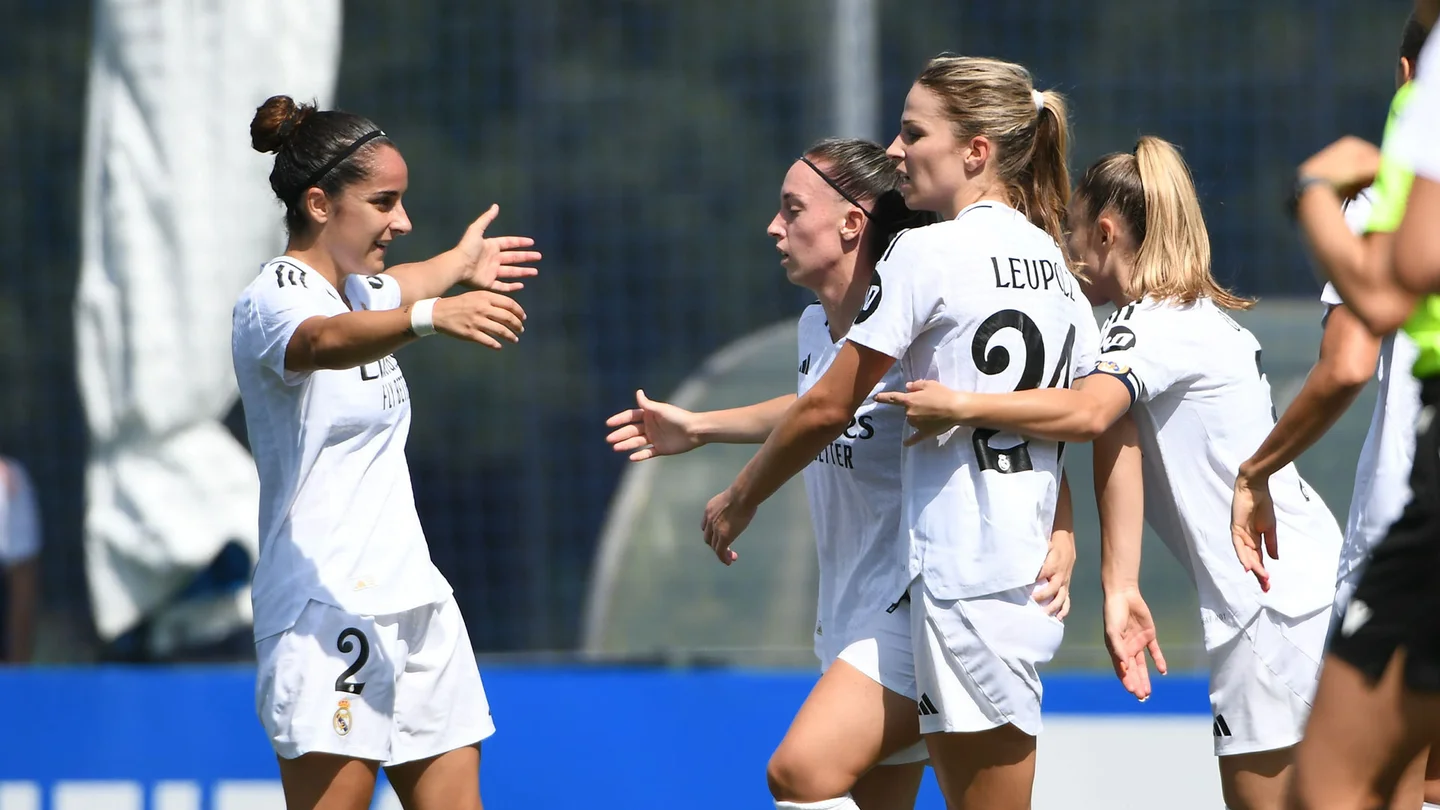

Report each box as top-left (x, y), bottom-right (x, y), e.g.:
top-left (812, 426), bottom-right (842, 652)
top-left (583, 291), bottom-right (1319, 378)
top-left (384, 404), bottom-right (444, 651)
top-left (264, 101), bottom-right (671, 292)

top-left (991, 255), bottom-right (1076, 301)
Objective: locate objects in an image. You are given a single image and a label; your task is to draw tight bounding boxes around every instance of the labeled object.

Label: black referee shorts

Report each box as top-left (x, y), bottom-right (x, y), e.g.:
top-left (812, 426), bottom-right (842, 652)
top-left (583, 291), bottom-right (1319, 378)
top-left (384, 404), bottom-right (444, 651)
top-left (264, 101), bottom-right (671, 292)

top-left (1330, 379), bottom-right (1440, 691)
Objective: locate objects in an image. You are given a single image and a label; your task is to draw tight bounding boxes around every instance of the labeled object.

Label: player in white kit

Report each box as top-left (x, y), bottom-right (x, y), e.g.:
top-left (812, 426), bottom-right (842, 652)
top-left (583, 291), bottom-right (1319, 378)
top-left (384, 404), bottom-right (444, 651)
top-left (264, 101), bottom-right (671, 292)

top-left (233, 96), bottom-right (539, 810)
top-left (701, 56), bottom-right (1096, 810)
top-left (1230, 15), bottom-right (1433, 808)
top-left (605, 137), bottom-right (1079, 810)
top-left (880, 136), bottom-right (1344, 810)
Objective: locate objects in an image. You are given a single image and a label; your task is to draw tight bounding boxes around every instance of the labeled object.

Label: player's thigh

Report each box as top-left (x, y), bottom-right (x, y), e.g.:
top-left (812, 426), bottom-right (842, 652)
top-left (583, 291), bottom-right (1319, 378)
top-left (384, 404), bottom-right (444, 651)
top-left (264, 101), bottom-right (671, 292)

top-left (924, 724), bottom-right (1036, 810)
top-left (768, 658), bottom-right (918, 801)
top-left (1288, 652), bottom-right (1430, 810)
top-left (385, 743), bottom-right (482, 810)
top-left (277, 752), bottom-right (379, 810)
top-left (1217, 747), bottom-right (1291, 810)
top-left (850, 762), bottom-right (925, 810)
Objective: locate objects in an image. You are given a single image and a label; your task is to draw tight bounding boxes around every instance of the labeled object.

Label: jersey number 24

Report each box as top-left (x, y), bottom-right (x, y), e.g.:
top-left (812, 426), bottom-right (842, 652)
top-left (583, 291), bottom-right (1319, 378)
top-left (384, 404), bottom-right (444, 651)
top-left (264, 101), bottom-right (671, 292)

top-left (970, 310), bottom-right (1077, 474)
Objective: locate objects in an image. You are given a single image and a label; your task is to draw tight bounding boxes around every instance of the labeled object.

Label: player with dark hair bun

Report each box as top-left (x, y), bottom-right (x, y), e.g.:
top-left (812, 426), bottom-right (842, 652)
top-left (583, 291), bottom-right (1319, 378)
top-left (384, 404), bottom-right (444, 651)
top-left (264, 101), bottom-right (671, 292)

top-left (234, 94), bottom-right (540, 810)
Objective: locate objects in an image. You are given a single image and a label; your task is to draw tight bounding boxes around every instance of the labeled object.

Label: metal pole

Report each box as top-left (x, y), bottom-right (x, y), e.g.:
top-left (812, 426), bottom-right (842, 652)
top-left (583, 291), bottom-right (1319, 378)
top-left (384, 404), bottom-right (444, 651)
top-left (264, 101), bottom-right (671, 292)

top-left (831, 0), bottom-right (879, 139)
top-left (829, 0), bottom-right (881, 138)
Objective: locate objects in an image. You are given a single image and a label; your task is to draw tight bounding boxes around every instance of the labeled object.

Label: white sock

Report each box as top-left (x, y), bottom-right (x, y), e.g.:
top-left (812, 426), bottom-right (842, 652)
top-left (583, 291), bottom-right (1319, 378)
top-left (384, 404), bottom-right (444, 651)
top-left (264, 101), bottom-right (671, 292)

top-left (774, 798), bottom-right (860, 810)
top-left (1421, 804), bottom-right (1440, 810)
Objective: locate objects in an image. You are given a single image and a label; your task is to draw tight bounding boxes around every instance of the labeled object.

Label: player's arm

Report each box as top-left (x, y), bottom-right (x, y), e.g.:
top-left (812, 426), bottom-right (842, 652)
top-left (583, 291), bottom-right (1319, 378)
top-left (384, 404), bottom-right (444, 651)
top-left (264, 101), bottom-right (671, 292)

top-left (381, 204), bottom-right (540, 304)
top-left (1295, 138), bottom-right (1416, 334)
top-left (605, 391), bottom-right (797, 462)
top-left (1095, 412), bottom-right (1166, 698)
top-left (4, 557), bottom-right (37, 663)
top-left (1237, 304), bottom-right (1379, 487)
top-left (877, 372), bottom-right (1134, 445)
top-left (283, 291), bottom-right (527, 372)
top-left (1395, 176), bottom-right (1440, 295)
top-left (1033, 472), bottom-right (1076, 619)
top-left (701, 342), bottom-right (894, 563)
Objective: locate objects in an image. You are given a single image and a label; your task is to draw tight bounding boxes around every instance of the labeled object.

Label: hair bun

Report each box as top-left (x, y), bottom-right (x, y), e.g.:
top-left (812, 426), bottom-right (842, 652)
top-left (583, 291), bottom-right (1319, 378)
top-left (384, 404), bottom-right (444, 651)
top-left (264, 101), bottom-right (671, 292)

top-left (250, 95), bottom-right (317, 154)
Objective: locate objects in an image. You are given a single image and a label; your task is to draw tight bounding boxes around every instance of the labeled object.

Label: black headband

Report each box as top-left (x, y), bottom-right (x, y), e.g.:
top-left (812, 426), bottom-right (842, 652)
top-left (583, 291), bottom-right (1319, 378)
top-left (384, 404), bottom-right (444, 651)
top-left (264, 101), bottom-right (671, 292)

top-left (301, 130), bottom-right (386, 190)
top-left (799, 156), bottom-right (872, 219)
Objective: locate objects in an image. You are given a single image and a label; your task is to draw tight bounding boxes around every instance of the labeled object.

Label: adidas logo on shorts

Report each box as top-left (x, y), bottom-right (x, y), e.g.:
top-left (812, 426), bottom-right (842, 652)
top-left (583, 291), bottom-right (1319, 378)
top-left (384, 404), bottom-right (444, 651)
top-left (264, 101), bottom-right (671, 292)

top-left (1212, 714), bottom-right (1232, 737)
top-left (917, 693), bottom-right (939, 716)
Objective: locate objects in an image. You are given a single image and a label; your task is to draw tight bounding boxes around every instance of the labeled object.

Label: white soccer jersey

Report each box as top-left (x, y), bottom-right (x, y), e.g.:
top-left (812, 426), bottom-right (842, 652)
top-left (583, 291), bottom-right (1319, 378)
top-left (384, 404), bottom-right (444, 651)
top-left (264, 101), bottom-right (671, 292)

top-left (1320, 189), bottom-right (1420, 578)
top-left (1091, 298), bottom-right (1342, 647)
top-left (232, 258), bottom-right (451, 640)
top-left (797, 303), bottom-right (909, 661)
top-left (846, 202), bottom-right (1100, 600)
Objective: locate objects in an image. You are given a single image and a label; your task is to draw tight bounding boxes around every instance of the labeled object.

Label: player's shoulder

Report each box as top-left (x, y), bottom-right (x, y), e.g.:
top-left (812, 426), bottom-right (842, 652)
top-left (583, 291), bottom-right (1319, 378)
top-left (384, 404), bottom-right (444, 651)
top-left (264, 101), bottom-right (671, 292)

top-left (798, 300), bottom-right (828, 331)
top-left (237, 258), bottom-right (336, 310)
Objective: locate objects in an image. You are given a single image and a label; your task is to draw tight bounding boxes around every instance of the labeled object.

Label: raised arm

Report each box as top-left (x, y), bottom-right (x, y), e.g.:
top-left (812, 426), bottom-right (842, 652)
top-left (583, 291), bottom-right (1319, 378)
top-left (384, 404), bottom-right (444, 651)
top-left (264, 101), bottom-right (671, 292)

top-left (1095, 412), bottom-right (1166, 699)
top-left (700, 341), bottom-right (895, 564)
top-left (1294, 138), bottom-right (1415, 335)
top-left (284, 291), bottom-right (527, 372)
top-left (605, 390), bottom-right (797, 462)
top-left (1395, 176), bottom-right (1440, 296)
top-left (382, 204), bottom-right (541, 304)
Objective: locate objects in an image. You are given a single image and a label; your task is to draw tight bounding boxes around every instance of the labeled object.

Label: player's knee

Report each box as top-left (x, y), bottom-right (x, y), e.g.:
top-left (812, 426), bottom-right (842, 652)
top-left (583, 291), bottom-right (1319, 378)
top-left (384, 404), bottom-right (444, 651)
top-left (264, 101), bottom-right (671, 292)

top-left (767, 746), bottom-right (853, 803)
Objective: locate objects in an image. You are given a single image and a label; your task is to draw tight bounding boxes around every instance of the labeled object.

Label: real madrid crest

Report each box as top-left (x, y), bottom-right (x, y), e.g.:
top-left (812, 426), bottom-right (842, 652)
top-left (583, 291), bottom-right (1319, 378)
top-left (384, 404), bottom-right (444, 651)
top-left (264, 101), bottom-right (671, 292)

top-left (333, 699), bottom-right (353, 737)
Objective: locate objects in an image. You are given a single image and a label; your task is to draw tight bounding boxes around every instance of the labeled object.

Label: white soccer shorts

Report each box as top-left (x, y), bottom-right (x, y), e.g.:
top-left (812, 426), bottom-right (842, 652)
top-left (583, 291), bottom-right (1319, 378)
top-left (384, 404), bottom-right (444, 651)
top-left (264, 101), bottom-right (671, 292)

top-left (1207, 606), bottom-right (1330, 757)
top-left (822, 597), bottom-right (928, 765)
top-left (911, 576), bottom-right (1064, 737)
top-left (256, 596), bottom-right (495, 766)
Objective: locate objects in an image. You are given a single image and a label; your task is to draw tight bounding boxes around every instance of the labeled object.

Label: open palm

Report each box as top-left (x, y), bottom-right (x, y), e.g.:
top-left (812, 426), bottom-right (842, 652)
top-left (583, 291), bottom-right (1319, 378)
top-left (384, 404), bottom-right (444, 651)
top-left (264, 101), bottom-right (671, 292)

top-left (604, 390), bottom-right (700, 461)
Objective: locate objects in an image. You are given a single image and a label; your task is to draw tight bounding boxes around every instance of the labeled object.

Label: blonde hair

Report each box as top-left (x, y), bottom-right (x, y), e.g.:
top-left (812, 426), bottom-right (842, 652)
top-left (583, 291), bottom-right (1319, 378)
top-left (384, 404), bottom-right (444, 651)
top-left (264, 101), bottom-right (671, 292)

top-left (916, 55), bottom-right (1072, 264)
top-left (1074, 136), bottom-right (1253, 310)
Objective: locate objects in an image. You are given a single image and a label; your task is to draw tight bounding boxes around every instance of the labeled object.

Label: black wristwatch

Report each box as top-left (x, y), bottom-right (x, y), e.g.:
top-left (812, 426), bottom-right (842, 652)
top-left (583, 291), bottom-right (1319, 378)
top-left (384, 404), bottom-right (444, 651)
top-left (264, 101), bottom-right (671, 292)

top-left (1286, 175), bottom-right (1334, 220)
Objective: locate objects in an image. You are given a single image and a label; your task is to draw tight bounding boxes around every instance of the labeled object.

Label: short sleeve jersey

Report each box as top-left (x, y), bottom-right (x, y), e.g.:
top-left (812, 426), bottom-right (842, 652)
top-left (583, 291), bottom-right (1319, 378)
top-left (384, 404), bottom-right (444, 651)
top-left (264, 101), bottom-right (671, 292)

top-left (846, 202), bottom-right (1100, 600)
top-left (1090, 298), bottom-right (1343, 646)
top-left (232, 258), bottom-right (450, 640)
top-left (796, 303), bottom-right (909, 661)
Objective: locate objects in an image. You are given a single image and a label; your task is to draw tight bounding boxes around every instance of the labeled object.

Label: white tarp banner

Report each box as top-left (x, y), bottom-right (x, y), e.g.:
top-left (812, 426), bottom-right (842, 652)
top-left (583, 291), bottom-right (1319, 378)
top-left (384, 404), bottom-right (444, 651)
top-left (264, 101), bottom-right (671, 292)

top-left (76, 0), bottom-right (342, 647)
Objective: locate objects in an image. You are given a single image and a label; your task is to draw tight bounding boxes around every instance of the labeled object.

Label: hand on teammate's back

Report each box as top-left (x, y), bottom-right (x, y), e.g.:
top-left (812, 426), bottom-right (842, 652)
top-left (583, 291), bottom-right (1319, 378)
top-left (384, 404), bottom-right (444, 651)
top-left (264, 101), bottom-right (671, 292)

top-left (604, 390), bottom-right (702, 462)
top-left (454, 204), bottom-right (541, 293)
top-left (1230, 475), bottom-right (1278, 593)
top-left (1299, 136), bottom-right (1382, 200)
top-left (1102, 587), bottom-right (1167, 701)
top-left (432, 290), bottom-right (526, 350)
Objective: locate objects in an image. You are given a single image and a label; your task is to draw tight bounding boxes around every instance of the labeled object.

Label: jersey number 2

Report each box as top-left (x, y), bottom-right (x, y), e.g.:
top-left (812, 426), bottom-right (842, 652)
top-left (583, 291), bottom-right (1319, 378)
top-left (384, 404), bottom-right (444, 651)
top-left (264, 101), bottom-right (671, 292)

top-left (335, 627), bottom-right (370, 695)
top-left (970, 310), bottom-right (1076, 474)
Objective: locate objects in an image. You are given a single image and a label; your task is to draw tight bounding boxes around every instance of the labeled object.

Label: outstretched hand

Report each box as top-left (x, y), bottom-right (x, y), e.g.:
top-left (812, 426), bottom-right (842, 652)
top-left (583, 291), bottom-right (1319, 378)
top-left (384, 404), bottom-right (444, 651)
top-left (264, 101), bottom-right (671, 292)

top-left (455, 204), bottom-right (542, 293)
top-left (604, 390), bottom-right (701, 461)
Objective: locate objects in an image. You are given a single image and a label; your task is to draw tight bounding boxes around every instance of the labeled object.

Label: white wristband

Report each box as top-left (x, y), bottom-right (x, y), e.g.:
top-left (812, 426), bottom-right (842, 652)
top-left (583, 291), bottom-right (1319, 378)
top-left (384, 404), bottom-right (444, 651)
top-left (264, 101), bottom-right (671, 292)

top-left (410, 297), bottom-right (438, 337)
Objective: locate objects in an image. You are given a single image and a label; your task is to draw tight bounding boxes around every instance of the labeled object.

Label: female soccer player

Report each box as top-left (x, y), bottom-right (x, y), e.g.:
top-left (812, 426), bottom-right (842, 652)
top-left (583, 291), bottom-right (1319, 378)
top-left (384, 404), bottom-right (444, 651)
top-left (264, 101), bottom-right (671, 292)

top-left (1286, 7), bottom-right (1440, 806)
top-left (233, 95), bottom-right (538, 810)
top-left (878, 136), bottom-right (1344, 810)
top-left (699, 56), bottom-right (1096, 810)
top-left (1231, 14), bottom-right (1433, 808)
top-left (605, 137), bottom-right (1077, 810)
